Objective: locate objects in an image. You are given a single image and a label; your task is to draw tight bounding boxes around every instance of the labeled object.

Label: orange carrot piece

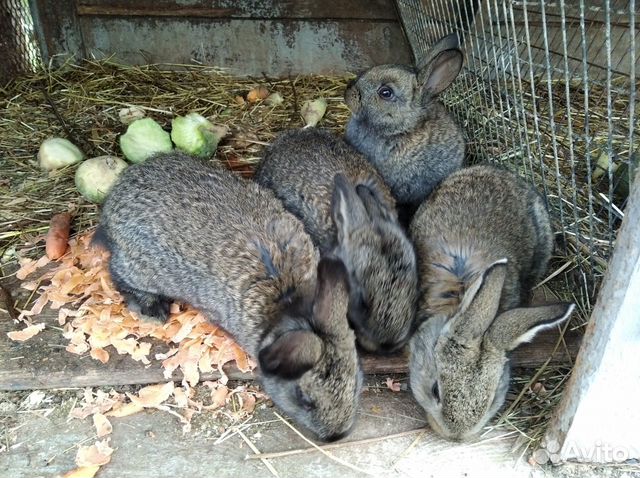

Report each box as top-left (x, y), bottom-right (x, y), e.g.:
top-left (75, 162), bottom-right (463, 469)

top-left (46, 212), bottom-right (72, 260)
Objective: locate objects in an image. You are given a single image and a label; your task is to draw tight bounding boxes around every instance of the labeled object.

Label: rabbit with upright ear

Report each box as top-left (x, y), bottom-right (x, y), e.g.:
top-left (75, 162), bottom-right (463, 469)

top-left (408, 165), bottom-right (574, 441)
top-left (344, 33), bottom-right (466, 216)
top-left (94, 152), bottom-right (362, 442)
top-left (255, 128), bottom-right (418, 354)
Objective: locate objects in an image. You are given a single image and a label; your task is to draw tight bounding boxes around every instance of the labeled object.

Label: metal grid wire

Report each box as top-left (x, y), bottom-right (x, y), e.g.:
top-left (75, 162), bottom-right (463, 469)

top-left (396, 0), bottom-right (638, 304)
top-left (0, 0), bottom-right (41, 84)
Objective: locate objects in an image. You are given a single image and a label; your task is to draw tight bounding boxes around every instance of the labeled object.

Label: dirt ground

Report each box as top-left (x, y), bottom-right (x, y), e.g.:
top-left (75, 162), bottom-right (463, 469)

top-left (1, 379), bottom-right (638, 478)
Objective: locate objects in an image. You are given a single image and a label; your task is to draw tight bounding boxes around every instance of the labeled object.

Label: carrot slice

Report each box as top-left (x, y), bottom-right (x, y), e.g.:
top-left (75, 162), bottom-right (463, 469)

top-left (46, 212), bottom-right (72, 260)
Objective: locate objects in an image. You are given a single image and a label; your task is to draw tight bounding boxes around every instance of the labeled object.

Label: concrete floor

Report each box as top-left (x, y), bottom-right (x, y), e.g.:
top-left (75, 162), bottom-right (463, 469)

top-left (1, 381), bottom-right (637, 478)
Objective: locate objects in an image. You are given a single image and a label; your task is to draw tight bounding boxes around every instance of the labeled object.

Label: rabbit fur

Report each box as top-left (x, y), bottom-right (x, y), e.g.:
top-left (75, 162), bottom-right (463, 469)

top-left (344, 33), bottom-right (466, 214)
top-left (255, 128), bottom-right (418, 354)
top-left (408, 164), bottom-right (574, 440)
top-left (94, 152), bottom-right (362, 442)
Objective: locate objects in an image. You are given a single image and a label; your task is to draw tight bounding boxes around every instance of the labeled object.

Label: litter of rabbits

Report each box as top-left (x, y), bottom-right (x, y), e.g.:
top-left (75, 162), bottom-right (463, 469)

top-left (0, 58), bottom-right (607, 454)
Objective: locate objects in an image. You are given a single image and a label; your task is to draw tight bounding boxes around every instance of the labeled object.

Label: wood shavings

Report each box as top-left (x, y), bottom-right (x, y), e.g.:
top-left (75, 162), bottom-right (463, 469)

top-left (89, 348), bottom-right (109, 364)
top-left (246, 86), bottom-right (270, 103)
top-left (63, 381), bottom-right (263, 477)
top-left (7, 323), bottom-right (45, 341)
top-left (386, 378), bottom-right (401, 392)
top-left (22, 390), bottom-right (47, 409)
top-left (172, 386), bottom-right (190, 408)
top-left (14, 231), bottom-right (256, 384)
top-left (92, 413), bottom-right (113, 438)
top-left (63, 465), bottom-right (101, 478)
top-left (239, 391), bottom-right (257, 414)
top-left (127, 382), bottom-right (175, 408)
top-left (228, 385), bottom-right (267, 417)
top-left (106, 402), bottom-right (144, 418)
top-left (204, 380), bottom-right (230, 409)
top-left (70, 389), bottom-right (126, 419)
top-left (16, 255), bottom-right (50, 280)
top-left (75, 439), bottom-right (113, 467)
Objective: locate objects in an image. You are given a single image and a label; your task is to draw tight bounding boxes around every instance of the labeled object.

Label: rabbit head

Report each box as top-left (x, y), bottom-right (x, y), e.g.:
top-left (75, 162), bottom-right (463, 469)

top-left (331, 174), bottom-right (418, 354)
top-left (259, 258), bottom-right (363, 442)
top-left (409, 259), bottom-right (574, 441)
top-left (344, 33), bottom-right (463, 135)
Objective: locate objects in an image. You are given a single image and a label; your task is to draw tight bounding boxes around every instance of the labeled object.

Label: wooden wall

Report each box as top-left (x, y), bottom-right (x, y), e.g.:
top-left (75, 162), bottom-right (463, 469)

top-left (30, 0), bottom-right (413, 76)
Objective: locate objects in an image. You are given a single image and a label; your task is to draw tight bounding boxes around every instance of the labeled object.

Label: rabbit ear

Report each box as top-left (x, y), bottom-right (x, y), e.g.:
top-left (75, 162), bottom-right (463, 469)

top-left (417, 34), bottom-right (463, 97)
top-left (419, 33), bottom-right (461, 66)
top-left (487, 303), bottom-right (575, 351)
top-left (355, 183), bottom-right (396, 223)
top-left (259, 330), bottom-right (322, 379)
top-left (312, 257), bottom-right (351, 335)
top-left (332, 174), bottom-right (370, 242)
top-left (447, 259), bottom-right (508, 343)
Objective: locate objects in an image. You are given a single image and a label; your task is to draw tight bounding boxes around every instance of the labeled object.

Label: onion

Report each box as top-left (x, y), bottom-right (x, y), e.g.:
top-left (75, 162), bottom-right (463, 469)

top-left (38, 137), bottom-right (84, 171)
top-left (171, 112), bottom-right (224, 158)
top-left (75, 156), bottom-right (128, 203)
top-left (119, 118), bottom-right (173, 163)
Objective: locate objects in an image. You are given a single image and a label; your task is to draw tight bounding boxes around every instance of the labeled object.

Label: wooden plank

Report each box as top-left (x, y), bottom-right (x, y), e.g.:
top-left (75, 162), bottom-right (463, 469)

top-left (33, 0), bottom-right (409, 74)
top-left (76, 5), bottom-right (236, 18)
top-left (78, 17), bottom-right (411, 75)
top-left (0, 306), bottom-right (581, 391)
top-left (75, 0), bottom-right (399, 20)
top-left (31, 0), bottom-right (85, 66)
top-left (541, 175), bottom-right (640, 463)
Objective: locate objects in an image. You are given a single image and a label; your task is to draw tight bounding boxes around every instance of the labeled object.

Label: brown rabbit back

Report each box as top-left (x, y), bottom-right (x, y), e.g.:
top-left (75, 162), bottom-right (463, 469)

top-left (410, 164), bottom-right (553, 317)
top-left (255, 128), bottom-right (418, 354)
top-left (408, 164), bottom-right (573, 441)
top-left (256, 128), bottom-right (394, 253)
top-left (96, 152), bottom-right (362, 441)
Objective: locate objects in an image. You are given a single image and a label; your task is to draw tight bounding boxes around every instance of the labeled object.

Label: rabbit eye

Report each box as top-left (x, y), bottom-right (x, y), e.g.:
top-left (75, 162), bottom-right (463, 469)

top-left (377, 85), bottom-right (395, 100)
top-left (295, 386), bottom-right (315, 411)
top-left (431, 382), bottom-right (440, 402)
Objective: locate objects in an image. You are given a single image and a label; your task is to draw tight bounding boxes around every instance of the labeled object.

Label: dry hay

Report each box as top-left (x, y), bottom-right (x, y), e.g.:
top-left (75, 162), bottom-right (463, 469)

top-left (0, 58), bottom-right (351, 259)
top-left (0, 59), bottom-right (597, 455)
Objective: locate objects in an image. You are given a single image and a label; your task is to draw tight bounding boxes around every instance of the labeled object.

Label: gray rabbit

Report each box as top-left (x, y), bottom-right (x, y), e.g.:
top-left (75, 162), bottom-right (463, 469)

top-left (94, 152), bottom-right (362, 442)
top-left (255, 128), bottom-right (418, 354)
top-left (408, 165), bottom-right (574, 440)
top-left (344, 33), bottom-right (466, 215)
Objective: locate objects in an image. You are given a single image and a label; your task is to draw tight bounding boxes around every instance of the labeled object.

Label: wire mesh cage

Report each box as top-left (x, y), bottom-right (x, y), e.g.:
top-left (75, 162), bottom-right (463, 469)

top-left (396, 0), bottom-right (638, 311)
top-left (1, 0), bottom-right (42, 84)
